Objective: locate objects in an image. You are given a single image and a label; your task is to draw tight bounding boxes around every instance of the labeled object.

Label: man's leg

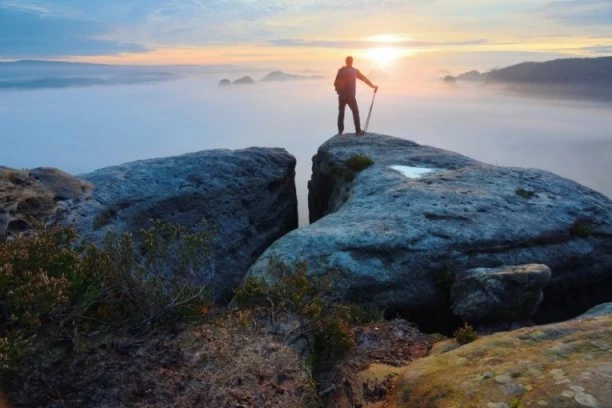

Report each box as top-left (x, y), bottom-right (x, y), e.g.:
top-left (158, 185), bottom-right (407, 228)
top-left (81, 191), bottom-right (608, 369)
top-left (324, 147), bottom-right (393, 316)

top-left (337, 95), bottom-right (347, 135)
top-left (347, 97), bottom-right (362, 133)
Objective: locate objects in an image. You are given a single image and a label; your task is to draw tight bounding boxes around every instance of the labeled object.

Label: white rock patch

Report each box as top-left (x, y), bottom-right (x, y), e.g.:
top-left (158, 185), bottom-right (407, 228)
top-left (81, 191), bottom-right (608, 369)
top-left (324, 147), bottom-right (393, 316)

top-left (575, 392), bottom-right (599, 407)
top-left (388, 165), bottom-right (437, 179)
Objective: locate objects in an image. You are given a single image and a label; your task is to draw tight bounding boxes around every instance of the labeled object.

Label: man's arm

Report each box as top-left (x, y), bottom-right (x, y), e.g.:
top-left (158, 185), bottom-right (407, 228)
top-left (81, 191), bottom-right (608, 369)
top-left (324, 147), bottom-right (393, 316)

top-left (356, 70), bottom-right (378, 90)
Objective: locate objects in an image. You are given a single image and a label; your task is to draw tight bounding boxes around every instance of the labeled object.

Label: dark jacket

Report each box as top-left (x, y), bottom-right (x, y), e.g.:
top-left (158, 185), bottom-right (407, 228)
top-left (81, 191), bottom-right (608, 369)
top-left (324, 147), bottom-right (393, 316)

top-left (335, 66), bottom-right (373, 97)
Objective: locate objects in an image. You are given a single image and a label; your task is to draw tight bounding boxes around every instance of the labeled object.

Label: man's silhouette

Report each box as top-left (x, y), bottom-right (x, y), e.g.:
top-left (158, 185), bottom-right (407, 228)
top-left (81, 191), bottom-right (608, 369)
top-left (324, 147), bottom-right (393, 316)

top-left (335, 56), bottom-right (378, 136)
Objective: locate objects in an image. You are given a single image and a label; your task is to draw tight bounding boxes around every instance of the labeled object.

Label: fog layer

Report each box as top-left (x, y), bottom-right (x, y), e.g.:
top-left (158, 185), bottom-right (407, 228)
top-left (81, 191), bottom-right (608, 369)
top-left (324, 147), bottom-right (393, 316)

top-left (1, 77), bottom-right (611, 226)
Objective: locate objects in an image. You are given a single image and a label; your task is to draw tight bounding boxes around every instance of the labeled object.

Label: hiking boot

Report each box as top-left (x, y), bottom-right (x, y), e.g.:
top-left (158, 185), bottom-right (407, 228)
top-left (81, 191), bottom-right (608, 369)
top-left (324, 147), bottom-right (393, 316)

top-left (356, 130), bottom-right (366, 136)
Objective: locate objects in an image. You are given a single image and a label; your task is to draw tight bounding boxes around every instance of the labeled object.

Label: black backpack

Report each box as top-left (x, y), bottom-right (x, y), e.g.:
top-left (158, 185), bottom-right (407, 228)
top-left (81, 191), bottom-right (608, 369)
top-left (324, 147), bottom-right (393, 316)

top-left (334, 68), bottom-right (345, 95)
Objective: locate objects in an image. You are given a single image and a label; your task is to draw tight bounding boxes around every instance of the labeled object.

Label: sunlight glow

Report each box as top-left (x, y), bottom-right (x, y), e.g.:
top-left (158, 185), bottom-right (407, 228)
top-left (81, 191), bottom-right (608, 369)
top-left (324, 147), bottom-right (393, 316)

top-left (366, 34), bottom-right (412, 43)
top-left (363, 47), bottom-right (409, 67)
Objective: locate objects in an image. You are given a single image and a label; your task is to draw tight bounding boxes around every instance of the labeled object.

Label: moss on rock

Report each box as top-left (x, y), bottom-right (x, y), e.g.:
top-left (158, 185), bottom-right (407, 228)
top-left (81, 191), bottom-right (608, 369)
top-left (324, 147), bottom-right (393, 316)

top-left (387, 315), bottom-right (612, 407)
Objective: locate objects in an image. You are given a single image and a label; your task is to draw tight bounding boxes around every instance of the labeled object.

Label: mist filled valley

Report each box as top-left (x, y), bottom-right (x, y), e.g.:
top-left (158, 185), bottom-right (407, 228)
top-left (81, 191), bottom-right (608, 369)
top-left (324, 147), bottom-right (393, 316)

top-left (2, 68), bottom-right (611, 226)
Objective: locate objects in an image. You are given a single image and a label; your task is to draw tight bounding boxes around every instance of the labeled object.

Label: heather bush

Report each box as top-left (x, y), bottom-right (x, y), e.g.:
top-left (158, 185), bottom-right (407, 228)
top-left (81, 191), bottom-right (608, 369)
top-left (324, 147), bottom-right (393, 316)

top-left (235, 260), bottom-right (380, 363)
top-left (345, 154), bottom-right (374, 172)
top-left (453, 322), bottom-right (479, 345)
top-left (103, 219), bottom-right (215, 329)
top-left (0, 220), bottom-right (215, 369)
top-left (0, 226), bottom-right (81, 368)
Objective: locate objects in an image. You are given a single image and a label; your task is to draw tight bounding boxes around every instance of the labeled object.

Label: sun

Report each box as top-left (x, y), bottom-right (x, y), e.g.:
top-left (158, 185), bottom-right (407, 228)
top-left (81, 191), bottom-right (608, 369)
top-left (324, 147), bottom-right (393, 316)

top-left (364, 47), bottom-right (404, 67)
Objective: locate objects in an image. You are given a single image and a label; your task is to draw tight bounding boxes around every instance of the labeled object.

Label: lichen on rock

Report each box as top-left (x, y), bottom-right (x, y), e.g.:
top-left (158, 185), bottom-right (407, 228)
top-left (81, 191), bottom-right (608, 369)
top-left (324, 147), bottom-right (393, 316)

top-left (388, 314), bottom-right (612, 407)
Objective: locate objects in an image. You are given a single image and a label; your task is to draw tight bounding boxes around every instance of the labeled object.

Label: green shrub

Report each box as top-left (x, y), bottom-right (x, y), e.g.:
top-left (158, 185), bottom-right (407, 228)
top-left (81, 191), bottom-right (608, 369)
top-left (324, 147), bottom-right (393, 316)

top-left (339, 302), bottom-right (382, 325)
top-left (331, 166), bottom-right (356, 182)
top-left (0, 220), bottom-right (215, 369)
top-left (510, 399), bottom-right (522, 408)
top-left (233, 276), bottom-right (268, 307)
top-left (0, 226), bottom-right (83, 368)
top-left (570, 220), bottom-right (593, 238)
top-left (515, 188), bottom-right (535, 199)
top-left (453, 323), bottom-right (479, 345)
top-left (345, 154), bottom-right (374, 172)
top-left (235, 260), bottom-right (326, 318)
top-left (434, 268), bottom-right (455, 290)
top-left (234, 260), bottom-right (379, 362)
top-left (107, 218), bottom-right (215, 326)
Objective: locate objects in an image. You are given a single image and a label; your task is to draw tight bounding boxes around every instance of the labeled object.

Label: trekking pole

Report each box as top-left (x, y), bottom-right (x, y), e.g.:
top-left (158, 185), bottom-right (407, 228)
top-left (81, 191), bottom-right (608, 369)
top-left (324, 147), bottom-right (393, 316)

top-left (364, 88), bottom-right (377, 133)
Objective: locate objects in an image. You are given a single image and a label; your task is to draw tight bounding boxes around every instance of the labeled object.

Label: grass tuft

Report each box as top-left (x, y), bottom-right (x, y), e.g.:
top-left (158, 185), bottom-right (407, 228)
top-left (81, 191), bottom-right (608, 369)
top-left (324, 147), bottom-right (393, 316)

top-left (345, 154), bottom-right (374, 172)
top-left (570, 220), bottom-right (593, 238)
top-left (515, 188), bottom-right (535, 199)
top-left (453, 323), bottom-right (479, 345)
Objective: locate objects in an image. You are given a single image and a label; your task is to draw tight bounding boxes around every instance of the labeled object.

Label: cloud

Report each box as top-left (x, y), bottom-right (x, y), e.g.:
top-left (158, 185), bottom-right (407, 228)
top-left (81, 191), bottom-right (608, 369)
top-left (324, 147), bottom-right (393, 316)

top-left (0, 0), bottom-right (609, 62)
top-left (580, 45), bottom-right (612, 54)
top-left (552, 44), bottom-right (612, 55)
top-left (534, 0), bottom-right (612, 26)
top-left (268, 38), bottom-right (488, 49)
top-left (0, 4), bottom-right (148, 58)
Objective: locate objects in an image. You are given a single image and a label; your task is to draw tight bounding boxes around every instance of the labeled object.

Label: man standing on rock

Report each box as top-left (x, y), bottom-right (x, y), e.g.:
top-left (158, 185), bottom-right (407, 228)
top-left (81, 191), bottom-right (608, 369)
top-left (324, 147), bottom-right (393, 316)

top-left (334, 56), bottom-right (378, 136)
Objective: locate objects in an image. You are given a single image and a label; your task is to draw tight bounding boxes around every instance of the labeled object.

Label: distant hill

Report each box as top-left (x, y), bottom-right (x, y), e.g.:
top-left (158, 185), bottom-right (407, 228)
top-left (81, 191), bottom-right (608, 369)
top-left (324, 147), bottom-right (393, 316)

top-left (4, 60), bottom-right (108, 67)
top-left (448, 57), bottom-right (612, 84)
top-left (260, 70), bottom-right (323, 82)
top-left (232, 76), bottom-right (255, 85)
top-left (0, 73), bottom-right (176, 90)
top-left (218, 71), bottom-right (324, 86)
top-left (0, 60), bottom-right (179, 90)
top-left (446, 56), bottom-right (612, 101)
top-left (486, 56), bottom-right (612, 84)
top-left (456, 70), bottom-right (485, 82)
top-left (0, 60), bottom-right (244, 90)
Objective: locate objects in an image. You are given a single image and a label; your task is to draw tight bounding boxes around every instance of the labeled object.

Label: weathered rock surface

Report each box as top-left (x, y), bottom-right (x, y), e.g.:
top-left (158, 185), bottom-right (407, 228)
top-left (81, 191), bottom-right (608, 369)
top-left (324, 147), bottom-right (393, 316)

top-left (575, 302), bottom-right (612, 319)
top-left (2, 148), bottom-right (298, 302)
top-left (451, 264), bottom-right (551, 324)
top-left (388, 314), bottom-right (612, 408)
top-left (66, 148), bottom-right (297, 302)
top-left (0, 166), bottom-right (93, 237)
top-left (248, 134), bottom-right (612, 328)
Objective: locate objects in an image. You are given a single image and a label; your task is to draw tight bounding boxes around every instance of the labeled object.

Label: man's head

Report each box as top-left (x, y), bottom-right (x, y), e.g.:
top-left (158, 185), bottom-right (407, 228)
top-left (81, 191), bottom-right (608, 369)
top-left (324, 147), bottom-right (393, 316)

top-left (345, 56), bottom-right (353, 67)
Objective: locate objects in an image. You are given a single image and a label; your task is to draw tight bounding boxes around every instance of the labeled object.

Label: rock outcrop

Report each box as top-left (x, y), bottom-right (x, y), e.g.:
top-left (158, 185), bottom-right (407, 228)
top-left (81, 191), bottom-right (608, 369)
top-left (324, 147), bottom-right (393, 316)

top-left (260, 71), bottom-right (323, 82)
top-left (451, 264), bottom-right (551, 325)
top-left (2, 148), bottom-right (298, 302)
top-left (69, 148), bottom-right (298, 302)
top-left (232, 76), bottom-right (255, 85)
top-left (0, 166), bottom-right (92, 237)
top-left (247, 134), bottom-right (612, 329)
top-left (575, 302), bottom-right (612, 319)
top-left (487, 56), bottom-right (612, 85)
top-left (389, 313), bottom-right (612, 407)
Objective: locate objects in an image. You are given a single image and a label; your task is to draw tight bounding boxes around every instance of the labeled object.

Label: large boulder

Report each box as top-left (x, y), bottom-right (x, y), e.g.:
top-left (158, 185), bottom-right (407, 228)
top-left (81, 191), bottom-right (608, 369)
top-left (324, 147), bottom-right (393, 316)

top-left (247, 134), bottom-right (612, 328)
top-left (0, 166), bottom-right (93, 237)
top-left (71, 147), bottom-right (297, 302)
top-left (451, 264), bottom-right (552, 325)
top-left (389, 314), bottom-right (612, 408)
top-left (2, 148), bottom-right (298, 302)
top-left (575, 302), bottom-right (612, 319)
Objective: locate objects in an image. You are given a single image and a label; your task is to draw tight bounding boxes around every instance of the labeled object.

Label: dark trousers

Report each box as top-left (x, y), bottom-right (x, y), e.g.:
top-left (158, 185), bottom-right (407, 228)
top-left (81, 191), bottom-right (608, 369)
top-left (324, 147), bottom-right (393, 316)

top-left (338, 95), bottom-right (361, 133)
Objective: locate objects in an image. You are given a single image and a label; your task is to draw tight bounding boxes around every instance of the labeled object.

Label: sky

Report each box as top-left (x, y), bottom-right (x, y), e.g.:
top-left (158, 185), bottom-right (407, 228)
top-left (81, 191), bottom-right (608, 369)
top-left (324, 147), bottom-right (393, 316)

top-left (1, 0), bottom-right (611, 72)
